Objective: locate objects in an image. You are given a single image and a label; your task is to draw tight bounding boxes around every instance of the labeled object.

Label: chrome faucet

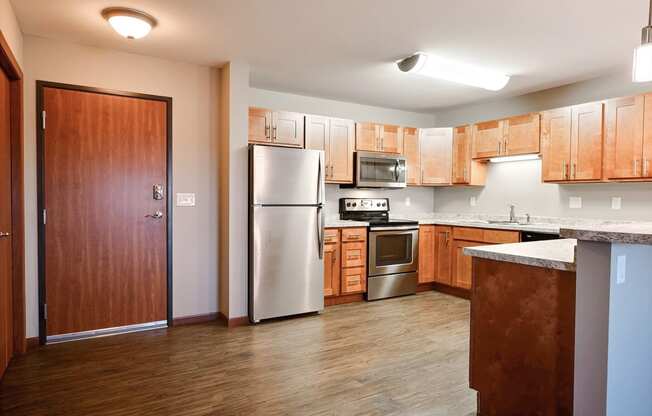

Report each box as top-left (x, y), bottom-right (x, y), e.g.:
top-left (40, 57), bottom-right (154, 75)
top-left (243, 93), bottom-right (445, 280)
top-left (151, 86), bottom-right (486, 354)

top-left (508, 204), bottom-right (516, 222)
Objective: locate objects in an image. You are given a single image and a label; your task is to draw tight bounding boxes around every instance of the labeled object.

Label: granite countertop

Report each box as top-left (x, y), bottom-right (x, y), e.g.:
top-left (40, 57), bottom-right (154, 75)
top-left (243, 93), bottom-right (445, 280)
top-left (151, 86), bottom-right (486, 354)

top-left (414, 217), bottom-right (561, 234)
top-left (560, 223), bottom-right (652, 245)
top-left (325, 219), bottom-right (369, 228)
top-left (463, 239), bottom-right (578, 272)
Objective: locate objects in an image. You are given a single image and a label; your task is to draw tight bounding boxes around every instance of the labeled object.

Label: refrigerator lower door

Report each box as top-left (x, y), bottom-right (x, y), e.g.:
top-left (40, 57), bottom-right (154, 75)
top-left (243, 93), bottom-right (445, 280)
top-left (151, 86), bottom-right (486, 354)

top-left (250, 145), bottom-right (324, 206)
top-left (250, 205), bottom-right (324, 322)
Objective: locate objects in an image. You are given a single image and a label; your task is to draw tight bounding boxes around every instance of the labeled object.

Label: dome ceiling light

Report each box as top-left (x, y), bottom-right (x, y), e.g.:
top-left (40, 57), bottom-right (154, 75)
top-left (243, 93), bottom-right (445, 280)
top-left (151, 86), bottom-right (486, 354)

top-left (396, 52), bottom-right (510, 91)
top-left (102, 7), bottom-right (157, 40)
top-left (634, 0), bottom-right (652, 82)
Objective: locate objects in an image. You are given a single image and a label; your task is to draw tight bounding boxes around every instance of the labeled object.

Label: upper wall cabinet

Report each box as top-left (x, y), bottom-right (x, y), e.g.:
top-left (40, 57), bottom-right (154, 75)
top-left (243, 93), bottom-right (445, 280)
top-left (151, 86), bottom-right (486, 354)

top-left (306, 115), bottom-right (355, 184)
top-left (503, 113), bottom-right (540, 156)
top-left (355, 123), bottom-right (403, 153)
top-left (248, 107), bottom-right (305, 147)
top-left (541, 103), bottom-right (603, 182)
top-left (472, 120), bottom-right (504, 159)
top-left (452, 125), bottom-right (486, 186)
top-left (603, 95), bottom-right (652, 180)
top-left (420, 128), bottom-right (452, 186)
top-left (403, 127), bottom-right (421, 186)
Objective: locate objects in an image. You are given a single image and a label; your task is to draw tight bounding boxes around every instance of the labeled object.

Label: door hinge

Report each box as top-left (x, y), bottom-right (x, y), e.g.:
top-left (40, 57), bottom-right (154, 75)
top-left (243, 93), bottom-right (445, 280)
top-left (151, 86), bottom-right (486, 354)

top-left (43, 304), bottom-right (48, 320)
top-left (42, 110), bottom-right (46, 130)
top-left (43, 209), bottom-right (47, 225)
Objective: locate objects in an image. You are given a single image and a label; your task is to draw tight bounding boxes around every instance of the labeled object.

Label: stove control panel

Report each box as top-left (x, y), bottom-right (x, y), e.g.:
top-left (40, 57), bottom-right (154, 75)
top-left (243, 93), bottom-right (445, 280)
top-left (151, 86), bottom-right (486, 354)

top-left (340, 198), bottom-right (389, 212)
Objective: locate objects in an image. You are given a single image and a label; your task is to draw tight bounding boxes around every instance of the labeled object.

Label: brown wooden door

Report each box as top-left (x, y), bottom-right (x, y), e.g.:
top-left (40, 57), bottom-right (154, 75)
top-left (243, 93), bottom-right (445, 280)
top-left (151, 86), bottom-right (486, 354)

top-left (452, 125), bottom-right (471, 184)
top-left (380, 125), bottom-right (402, 153)
top-left (604, 95), bottom-right (644, 179)
top-left (420, 128), bottom-right (452, 185)
top-left (248, 107), bottom-right (272, 144)
top-left (323, 229), bottom-right (340, 297)
top-left (403, 127), bottom-right (421, 185)
top-left (355, 122), bottom-right (379, 152)
top-left (504, 113), bottom-right (540, 156)
top-left (541, 107), bottom-right (572, 182)
top-left (0, 68), bottom-right (13, 376)
top-left (272, 111), bottom-right (304, 147)
top-left (571, 102), bottom-right (604, 181)
top-left (434, 226), bottom-right (452, 285)
top-left (642, 94), bottom-right (652, 178)
top-left (452, 240), bottom-right (487, 289)
top-left (42, 86), bottom-right (168, 337)
top-left (418, 225), bottom-right (435, 283)
top-left (328, 118), bottom-right (355, 183)
top-left (473, 120), bottom-right (504, 159)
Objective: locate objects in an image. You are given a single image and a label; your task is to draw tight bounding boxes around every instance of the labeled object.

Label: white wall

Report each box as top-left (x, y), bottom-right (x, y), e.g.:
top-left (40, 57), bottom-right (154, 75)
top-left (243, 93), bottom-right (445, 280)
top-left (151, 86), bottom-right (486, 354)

top-left (23, 35), bottom-right (218, 337)
top-left (0, 0), bottom-right (22, 67)
top-left (325, 185), bottom-right (435, 218)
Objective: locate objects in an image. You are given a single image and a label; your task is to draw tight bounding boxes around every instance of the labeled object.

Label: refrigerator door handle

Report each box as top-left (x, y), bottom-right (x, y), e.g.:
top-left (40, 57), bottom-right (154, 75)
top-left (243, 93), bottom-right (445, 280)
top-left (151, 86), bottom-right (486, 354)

top-left (316, 152), bottom-right (324, 205)
top-left (317, 205), bottom-right (324, 259)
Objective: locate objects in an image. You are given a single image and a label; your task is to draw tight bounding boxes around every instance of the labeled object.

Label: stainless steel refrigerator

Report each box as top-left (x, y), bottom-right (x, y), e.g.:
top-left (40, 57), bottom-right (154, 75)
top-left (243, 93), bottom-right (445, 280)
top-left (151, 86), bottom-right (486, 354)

top-left (249, 145), bottom-right (325, 322)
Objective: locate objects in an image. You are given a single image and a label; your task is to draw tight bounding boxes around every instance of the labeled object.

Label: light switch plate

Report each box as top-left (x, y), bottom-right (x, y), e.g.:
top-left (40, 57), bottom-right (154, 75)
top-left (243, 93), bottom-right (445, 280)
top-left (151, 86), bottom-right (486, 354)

top-left (616, 255), bottom-right (627, 284)
top-left (569, 196), bottom-right (582, 209)
top-left (611, 197), bottom-right (622, 210)
top-left (470, 197), bottom-right (477, 207)
top-left (176, 193), bottom-right (196, 207)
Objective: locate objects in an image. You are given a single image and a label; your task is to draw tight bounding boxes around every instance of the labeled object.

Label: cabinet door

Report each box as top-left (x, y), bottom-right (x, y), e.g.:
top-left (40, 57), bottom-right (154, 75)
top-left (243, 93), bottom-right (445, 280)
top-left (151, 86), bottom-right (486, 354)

top-left (452, 125), bottom-right (471, 184)
top-left (642, 94), bottom-right (652, 178)
top-left (272, 111), bottom-right (304, 147)
top-left (420, 128), bottom-right (453, 185)
top-left (418, 225), bottom-right (435, 283)
top-left (380, 125), bottom-right (402, 153)
top-left (604, 96), bottom-right (644, 179)
top-left (452, 240), bottom-right (487, 289)
top-left (403, 127), bottom-right (421, 185)
top-left (504, 113), bottom-right (540, 156)
top-left (341, 267), bottom-right (366, 294)
top-left (356, 122), bottom-right (379, 151)
top-left (541, 107), bottom-right (571, 182)
top-left (329, 118), bottom-right (355, 183)
top-left (324, 241), bottom-right (340, 297)
top-left (305, 115), bottom-right (329, 152)
top-left (434, 226), bottom-right (452, 285)
top-left (342, 242), bottom-right (365, 268)
top-left (571, 102), bottom-right (604, 181)
top-left (249, 107), bottom-right (272, 144)
top-left (473, 120), bottom-right (504, 159)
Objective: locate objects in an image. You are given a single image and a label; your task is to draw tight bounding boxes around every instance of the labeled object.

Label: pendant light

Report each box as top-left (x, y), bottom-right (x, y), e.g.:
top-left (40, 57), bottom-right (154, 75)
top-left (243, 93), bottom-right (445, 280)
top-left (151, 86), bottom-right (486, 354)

top-left (102, 7), bottom-right (157, 40)
top-left (633, 0), bottom-right (652, 82)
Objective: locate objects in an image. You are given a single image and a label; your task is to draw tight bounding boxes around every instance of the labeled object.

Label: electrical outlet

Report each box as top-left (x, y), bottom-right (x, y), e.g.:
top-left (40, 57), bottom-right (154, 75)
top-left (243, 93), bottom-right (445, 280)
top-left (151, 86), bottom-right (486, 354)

top-left (470, 196), bottom-right (477, 207)
top-left (176, 193), bottom-right (196, 207)
top-left (405, 196), bottom-right (411, 207)
top-left (611, 197), bottom-right (622, 210)
top-left (569, 196), bottom-right (582, 209)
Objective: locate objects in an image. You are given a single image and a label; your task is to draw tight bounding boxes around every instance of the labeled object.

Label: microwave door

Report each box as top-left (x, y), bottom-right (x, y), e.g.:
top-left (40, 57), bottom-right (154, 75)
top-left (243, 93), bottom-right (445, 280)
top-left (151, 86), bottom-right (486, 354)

top-left (357, 154), bottom-right (406, 188)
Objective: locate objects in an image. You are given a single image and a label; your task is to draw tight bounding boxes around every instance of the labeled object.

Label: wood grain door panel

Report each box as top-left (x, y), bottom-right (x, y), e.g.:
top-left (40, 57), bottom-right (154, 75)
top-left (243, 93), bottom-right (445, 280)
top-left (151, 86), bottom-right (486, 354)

top-left (571, 102), bottom-right (603, 181)
top-left (43, 87), bottom-right (168, 336)
top-left (324, 241), bottom-right (340, 297)
top-left (452, 240), bottom-right (487, 289)
top-left (504, 113), bottom-right (540, 156)
top-left (248, 107), bottom-right (272, 144)
top-left (380, 125), bottom-right (402, 153)
top-left (403, 127), bottom-right (421, 185)
top-left (0, 69), bottom-right (13, 376)
top-left (420, 128), bottom-right (452, 185)
top-left (541, 107), bottom-right (572, 182)
top-left (604, 96), bottom-right (644, 179)
top-left (328, 118), bottom-right (354, 183)
top-left (643, 94), bottom-right (652, 178)
top-left (356, 122), bottom-right (379, 152)
top-left (473, 120), bottom-right (504, 159)
top-left (452, 126), bottom-right (471, 184)
top-left (418, 225), bottom-right (434, 283)
top-left (272, 111), bottom-right (304, 147)
top-left (434, 226), bottom-right (452, 285)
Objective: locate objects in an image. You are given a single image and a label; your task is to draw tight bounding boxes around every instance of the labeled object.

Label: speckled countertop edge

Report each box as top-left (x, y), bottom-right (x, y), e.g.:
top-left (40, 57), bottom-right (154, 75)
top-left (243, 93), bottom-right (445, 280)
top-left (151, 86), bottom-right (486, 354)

top-left (463, 239), bottom-right (578, 272)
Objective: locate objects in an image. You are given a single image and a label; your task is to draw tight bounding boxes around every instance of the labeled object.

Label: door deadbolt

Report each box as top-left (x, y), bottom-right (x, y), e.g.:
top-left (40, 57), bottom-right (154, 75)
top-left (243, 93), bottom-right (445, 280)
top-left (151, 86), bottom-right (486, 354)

top-left (153, 184), bottom-right (164, 200)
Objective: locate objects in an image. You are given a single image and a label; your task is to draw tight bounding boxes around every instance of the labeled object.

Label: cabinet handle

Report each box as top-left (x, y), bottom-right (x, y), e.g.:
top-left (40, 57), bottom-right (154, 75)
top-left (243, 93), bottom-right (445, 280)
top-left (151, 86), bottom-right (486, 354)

top-left (346, 234), bottom-right (361, 239)
top-left (571, 163), bottom-right (576, 180)
top-left (634, 159), bottom-right (639, 176)
top-left (498, 141), bottom-right (501, 154)
top-left (645, 159), bottom-right (650, 177)
top-left (265, 124), bottom-right (270, 139)
top-left (463, 166), bottom-right (467, 182)
top-left (503, 139), bottom-right (508, 154)
top-left (562, 163), bottom-right (568, 180)
top-left (272, 125), bottom-right (277, 141)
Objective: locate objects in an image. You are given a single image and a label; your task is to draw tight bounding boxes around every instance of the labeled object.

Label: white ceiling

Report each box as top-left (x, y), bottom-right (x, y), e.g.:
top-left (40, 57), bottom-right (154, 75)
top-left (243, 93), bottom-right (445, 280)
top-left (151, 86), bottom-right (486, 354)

top-left (11, 0), bottom-right (649, 112)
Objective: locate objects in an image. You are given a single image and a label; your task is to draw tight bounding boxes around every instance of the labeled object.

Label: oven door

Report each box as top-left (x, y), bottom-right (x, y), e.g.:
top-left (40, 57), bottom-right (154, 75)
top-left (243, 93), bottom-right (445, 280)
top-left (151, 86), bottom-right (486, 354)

top-left (368, 227), bottom-right (419, 276)
top-left (356, 152), bottom-right (407, 188)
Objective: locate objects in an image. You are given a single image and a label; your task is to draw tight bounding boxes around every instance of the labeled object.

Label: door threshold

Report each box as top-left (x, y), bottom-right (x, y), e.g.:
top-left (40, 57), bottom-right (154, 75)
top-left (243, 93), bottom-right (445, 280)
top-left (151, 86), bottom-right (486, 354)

top-left (46, 320), bottom-right (168, 344)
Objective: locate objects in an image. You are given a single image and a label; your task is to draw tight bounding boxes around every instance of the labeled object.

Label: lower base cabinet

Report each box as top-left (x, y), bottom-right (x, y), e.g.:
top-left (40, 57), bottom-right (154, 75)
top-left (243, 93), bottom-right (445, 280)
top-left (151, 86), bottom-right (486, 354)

top-left (324, 227), bottom-right (367, 302)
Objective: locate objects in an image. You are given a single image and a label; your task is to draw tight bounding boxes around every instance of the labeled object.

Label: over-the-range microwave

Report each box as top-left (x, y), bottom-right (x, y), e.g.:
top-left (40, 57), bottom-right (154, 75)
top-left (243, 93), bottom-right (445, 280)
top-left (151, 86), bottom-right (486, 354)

top-left (347, 151), bottom-right (407, 188)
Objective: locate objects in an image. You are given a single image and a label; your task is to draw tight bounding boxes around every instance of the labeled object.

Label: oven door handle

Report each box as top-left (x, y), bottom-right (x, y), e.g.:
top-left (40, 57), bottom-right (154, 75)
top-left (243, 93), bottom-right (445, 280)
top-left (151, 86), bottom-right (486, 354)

top-left (369, 226), bottom-right (418, 232)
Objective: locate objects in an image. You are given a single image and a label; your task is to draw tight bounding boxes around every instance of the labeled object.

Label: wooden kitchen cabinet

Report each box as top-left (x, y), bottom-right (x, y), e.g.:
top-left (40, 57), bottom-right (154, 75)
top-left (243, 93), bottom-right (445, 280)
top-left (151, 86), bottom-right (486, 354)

top-left (341, 242), bottom-right (365, 268)
top-left (473, 120), bottom-right (504, 159)
top-left (306, 115), bottom-right (354, 183)
top-left (342, 267), bottom-right (366, 294)
top-left (434, 226), bottom-right (452, 285)
top-left (355, 123), bottom-right (402, 153)
top-left (503, 113), bottom-right (540, 156)
top-left (452, 240), bottom-right (487, 289)
top-left (420, 128), bottom-right (452, 185)
top-left (643, 94), bottom-right (652, 178)
top-left (380, 125), bottom-right (403, 153)
top-left (604, 95), bottom-right (646, 180)
top-left (403, 127), bottom-right (421, 185)
top-left (418, 225), bottom-right (435, 283)
top-left (452, 125), bottom-right (486, 186)
top-left (323, 229), bottom-right (340, 297)
top-left (542, 103), bottom-right (603, 182)
top-left (249, 107), bottom-right (305, 147)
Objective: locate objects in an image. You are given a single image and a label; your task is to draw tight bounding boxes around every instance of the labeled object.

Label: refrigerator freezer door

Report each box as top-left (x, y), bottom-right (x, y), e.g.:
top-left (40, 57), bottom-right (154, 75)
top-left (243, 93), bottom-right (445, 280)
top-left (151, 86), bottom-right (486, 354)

top-left (250, 206), bottom-right (324, 321)
top-left (251, 145), bottom-right (324, 206)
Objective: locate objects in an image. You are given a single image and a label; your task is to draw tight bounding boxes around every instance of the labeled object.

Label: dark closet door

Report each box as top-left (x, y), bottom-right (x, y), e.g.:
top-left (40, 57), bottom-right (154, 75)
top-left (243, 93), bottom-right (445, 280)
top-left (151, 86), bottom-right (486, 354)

top-left (42, 86), bottom-right (168, 338)
top-left (0, 61), bottom-right (13, 377)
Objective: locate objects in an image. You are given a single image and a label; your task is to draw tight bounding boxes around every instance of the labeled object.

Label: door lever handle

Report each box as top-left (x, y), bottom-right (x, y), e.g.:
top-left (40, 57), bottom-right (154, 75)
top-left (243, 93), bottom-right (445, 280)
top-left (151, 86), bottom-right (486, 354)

top-left (145, 211), bottom-right (164, 219)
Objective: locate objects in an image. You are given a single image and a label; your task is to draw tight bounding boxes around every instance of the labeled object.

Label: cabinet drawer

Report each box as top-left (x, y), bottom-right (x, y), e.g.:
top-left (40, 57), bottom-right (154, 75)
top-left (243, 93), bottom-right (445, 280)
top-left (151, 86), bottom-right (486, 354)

top-left (453, 227), bottom-right (484, 242)
top-left (342, 242), bottom-right (366, 268)
top-left (342, 267), bottom-right (366, 294)
top-left (483, 229), bottom-right (520, 244)
top-left (341, 227), bottom-right (367, 242)
top-left (324, 228), bottom-right (340, 244)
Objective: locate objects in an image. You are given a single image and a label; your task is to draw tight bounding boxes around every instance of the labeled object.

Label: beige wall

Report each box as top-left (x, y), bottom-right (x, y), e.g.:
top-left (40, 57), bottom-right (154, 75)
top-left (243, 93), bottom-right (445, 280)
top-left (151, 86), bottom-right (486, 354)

top-left (0, 0), bottom-right (22, 67)
top-left (22, 35), bottom-right (219, 337)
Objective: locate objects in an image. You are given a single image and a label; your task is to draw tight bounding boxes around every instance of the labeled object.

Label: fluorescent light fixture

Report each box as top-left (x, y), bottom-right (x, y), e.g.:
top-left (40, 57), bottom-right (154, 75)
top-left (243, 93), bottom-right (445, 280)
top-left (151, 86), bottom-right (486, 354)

top-left (102, 7), bottom-right (157, 39)
top-left (489, 154), bottom-right (540, 163)
top-left (634, 0), bottom-right (652, 82)
top-left (396, 52), bottom-right (510, 91)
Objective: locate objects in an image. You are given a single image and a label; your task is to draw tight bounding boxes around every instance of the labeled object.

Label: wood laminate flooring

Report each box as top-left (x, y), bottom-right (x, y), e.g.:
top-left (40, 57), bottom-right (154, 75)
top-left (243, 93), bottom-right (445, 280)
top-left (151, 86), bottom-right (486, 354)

top-left (0, 292), bottom-right (476, 416)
